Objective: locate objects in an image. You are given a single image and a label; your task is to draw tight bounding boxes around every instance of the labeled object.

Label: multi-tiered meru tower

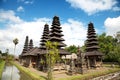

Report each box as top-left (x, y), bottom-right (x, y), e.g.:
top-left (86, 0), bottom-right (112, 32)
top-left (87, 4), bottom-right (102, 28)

top-left (50, 16), bottom-right (69, 55)
top-left (50, 16), bottom-right (66, 48)
top-left (85, 22), bottom-right (103, 69)
top-left (40, 24), bottom-right (50, 49)
top-left (22, 36), bottom-right (29, 54)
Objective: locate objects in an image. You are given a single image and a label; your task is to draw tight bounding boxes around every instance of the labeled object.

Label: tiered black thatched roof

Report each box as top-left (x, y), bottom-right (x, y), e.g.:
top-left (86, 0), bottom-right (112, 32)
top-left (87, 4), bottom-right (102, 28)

top-left (85, 22), bottom-right (103, 56)
top-left (22, 36), bottom-right (29, 54)
top-left (50, 16), bottom-right (66, 48)
top-left (20, 16), bottom-right (70, 56)
top-left (29, 39), bottom-right (33, 50)
top-left (40, 24), bottom-right (49, 49)
top-left (22, 47), bottom-right (39, 56)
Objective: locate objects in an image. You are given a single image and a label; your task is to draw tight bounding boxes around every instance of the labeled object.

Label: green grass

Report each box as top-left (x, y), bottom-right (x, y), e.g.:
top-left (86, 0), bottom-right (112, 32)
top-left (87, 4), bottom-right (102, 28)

top-left (0, 60), bottom-right (5, 80)
top-left (57, 66), bottom-right (120, 80)
top-left (10, 61), bottom-right (120, 80)
top-left (10, 61), bottom-right (46, 80)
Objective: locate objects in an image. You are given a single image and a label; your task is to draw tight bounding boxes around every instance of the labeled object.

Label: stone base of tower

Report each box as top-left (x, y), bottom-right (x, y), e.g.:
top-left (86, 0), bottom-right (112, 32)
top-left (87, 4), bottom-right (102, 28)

top-left (85, 53), bottom-right (103, 69)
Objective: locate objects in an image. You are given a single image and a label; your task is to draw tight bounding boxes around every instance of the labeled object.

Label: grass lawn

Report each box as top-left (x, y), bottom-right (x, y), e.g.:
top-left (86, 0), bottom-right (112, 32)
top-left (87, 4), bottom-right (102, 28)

top-left (0, 60), bottom-right (5, 80)
top-left (57, 65), bottom-right (120, 80)
top-left (11, 61), bottom-right (46, 80)
top-left (10, 61), bottom-right (120, 80)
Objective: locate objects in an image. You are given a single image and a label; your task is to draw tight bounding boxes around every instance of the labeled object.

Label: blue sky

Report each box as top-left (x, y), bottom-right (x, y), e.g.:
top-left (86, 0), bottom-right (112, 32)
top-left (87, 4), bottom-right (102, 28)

top-left (0, 0), bottom-right (120, 55)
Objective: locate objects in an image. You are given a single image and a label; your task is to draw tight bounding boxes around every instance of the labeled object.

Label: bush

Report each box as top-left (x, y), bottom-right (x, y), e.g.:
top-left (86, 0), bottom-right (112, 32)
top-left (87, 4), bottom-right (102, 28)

top-left (117, 58), bottom-right (120, 66)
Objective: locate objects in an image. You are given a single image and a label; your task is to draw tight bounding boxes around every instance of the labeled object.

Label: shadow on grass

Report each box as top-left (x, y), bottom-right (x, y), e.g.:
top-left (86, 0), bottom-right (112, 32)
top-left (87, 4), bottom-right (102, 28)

top-left (40, 76), bottom-right (47, 80)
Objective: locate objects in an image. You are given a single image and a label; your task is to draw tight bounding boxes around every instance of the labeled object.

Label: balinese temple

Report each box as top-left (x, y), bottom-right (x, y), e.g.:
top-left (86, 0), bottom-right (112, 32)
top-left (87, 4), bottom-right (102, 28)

top-left (50, 16), bottom-right (66, 48)
top-left (37, 24), bottom-right (50, 70)
top-left (37, 16), bottom-right (70, 70)
top-left (28, 39), bottom-right (33, 50)
top-left (50, 16), bottom-right (69, 55)
top-left (22, 36), bottom-right (29, 54)
top-left (40, 24), bottom-right (50, 49)
top-left (19, 16), bottom-right (70, 69)
top-left (85, 22), bottom-right (103, 69)
top-left (19, 36), bottom-right (29, 64)
top-left (19, 36), bottom-right (38, 67)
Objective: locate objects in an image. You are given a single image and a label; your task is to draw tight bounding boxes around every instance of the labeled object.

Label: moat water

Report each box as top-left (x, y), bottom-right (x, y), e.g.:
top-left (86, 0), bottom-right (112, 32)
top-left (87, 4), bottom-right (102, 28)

top-left (1, 63), bottom-right (32, 80)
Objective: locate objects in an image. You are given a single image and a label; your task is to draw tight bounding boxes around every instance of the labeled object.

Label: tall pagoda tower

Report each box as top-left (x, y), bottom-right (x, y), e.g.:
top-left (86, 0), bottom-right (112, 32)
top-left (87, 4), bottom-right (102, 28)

top-left (85, 22), bottom-right (103, 68)
top-left (50, 16), bottom-right (66, 49)
top-left (28, 39), bottom-right (33, 50)
top-left (22, 36), bottom-right (29, 54)
top-left (40, 24), bottom-right (49, 49)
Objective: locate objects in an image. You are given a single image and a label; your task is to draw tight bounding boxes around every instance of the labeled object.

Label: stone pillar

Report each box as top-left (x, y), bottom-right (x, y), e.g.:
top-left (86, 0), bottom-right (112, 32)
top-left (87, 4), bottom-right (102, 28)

top-left (29, 56), bottom-right (32, 67)
top-left (68, 57), bottom-right (75, 75)
top-left (94, 57), bottom-right (96, 68)
top-left (87, 56), bottom-right (90, 69)
top-left (100, 56), bottom-right (103, 67)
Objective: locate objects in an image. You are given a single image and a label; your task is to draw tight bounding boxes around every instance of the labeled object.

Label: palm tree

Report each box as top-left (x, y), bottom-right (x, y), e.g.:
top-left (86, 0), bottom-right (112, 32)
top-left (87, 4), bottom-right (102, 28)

top-left (13, 38), bottom-right (19, 56)
top-left (11, 38), bottom-right (19, 80)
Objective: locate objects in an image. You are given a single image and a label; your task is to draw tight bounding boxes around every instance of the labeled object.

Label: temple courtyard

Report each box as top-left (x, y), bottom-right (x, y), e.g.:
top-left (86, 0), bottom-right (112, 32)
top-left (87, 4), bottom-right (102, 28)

top-left (13, 61), bottom-right (120, 80)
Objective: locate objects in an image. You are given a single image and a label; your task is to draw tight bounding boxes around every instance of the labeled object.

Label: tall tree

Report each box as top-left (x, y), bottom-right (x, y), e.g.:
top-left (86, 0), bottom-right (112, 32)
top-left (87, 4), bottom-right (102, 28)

top-left (11, 38), bottom-right (19, 80)
top-left (13, 38), bottom-right (19, 56)
top-left (0, 50), bottom-right (2, 54)
top-left (65, 45), bottom-right (78, 53)
top-left (116, 31), bottom-right (120, 43)
top-left (45, 41), bottom-right (59, 80)
top-left (97, 33), bottom-right (120, 62)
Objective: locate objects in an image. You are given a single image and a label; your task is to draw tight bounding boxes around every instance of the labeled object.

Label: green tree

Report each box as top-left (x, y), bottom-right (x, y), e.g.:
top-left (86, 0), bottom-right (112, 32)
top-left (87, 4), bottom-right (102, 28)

top-left (81, 45), bottom-right (86, 52)
top-left (45, 41), bottom-right (59, 80)
top-left (0, 50), bottom-right (2, 54)
top-left (116, 31), bottom-right (120, 43)
top-left (65, 45), bottom-right (78, 53)
top-left (0, 50), bottom-right (2, 62)
top-left (2, 49), bottom-right (8, 57)
top-left (97, 33), bottom-right (120, 62)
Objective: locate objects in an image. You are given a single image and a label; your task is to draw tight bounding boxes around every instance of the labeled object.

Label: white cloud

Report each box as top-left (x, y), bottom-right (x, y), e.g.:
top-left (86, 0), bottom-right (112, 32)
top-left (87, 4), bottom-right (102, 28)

top-left (66, 0), bottom-right (119, 15)
top-left (0, 10), bottom-right (51, 56)
top-left (0, 9), bottom-right (23, 23)
top-left (0, 18), bottom-right (51, 56)
top-left (24, 0), bottom-right (33, 4)
top-left (62, 19), bottom-right (87, 46)
top-left (17, 6), bottom-right (24, 12)
top-left (0, 10), bottom-right (88, 56)
top-left (112, 6), bottom-right (120, 11)
top-left (17, 0), bottom-right (34, 4)
top-left (104, 16), bottom-right (120, 36)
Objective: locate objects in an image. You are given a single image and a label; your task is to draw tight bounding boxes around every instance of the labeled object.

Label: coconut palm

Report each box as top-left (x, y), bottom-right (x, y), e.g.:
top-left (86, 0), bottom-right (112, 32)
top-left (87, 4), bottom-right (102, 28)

top-left (13, 38), bottom-right (19, 55)
top-left (11, 38), bottom-right (19, 80)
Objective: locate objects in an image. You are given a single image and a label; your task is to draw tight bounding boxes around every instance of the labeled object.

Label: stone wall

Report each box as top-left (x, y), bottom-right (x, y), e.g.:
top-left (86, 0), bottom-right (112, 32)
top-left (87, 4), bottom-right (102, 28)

top-left (91, 71), bottom-right (120, 80)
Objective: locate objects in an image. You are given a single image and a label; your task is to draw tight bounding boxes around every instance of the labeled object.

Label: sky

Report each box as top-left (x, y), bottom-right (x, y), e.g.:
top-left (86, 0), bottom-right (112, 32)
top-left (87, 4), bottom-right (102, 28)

top-left (0, 0), bottom-right (120, 56)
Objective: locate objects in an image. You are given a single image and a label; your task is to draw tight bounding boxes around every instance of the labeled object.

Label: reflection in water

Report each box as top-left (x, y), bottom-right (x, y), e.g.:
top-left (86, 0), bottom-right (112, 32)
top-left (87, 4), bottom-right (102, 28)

top-left (1, 63), bottom-right (32, 80)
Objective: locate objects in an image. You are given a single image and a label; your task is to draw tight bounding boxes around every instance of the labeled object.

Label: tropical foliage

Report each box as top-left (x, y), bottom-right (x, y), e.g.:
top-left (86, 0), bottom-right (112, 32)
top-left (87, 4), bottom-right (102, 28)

top-left (65, 32), bottom-right (120, 62)
top-left (97, 33), bottom-right (120, 62)
top-left (45, 41), bottom-right (59, 80)
top-left (65, 45), bottom-right (78, 53)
